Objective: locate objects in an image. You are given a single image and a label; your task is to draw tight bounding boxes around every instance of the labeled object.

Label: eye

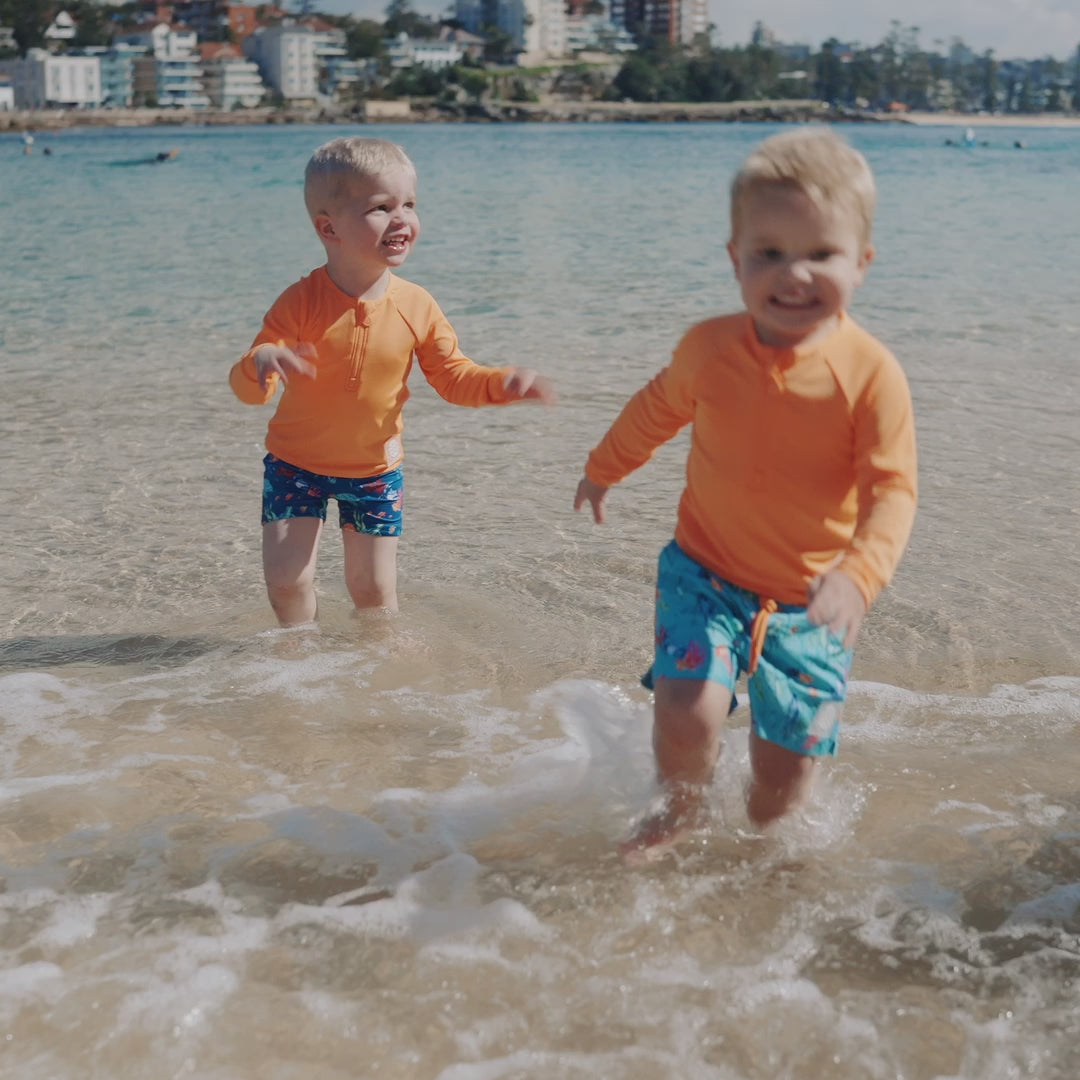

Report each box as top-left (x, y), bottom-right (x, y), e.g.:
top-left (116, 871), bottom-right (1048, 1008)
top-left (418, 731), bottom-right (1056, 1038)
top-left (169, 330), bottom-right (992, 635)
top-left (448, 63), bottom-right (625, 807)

top-left (810, 249), bottom-right (836, 261)
top-left (404, 201), bottom-right (416, 210)
top-left (759, 247), bottom-right (783, 261)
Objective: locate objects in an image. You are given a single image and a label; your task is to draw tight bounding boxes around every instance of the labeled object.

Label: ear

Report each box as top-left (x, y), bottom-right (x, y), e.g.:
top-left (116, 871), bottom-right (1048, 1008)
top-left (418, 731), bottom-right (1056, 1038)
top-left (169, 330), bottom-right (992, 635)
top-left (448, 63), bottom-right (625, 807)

top-left (727, 239), bottom-right (741, 278)
top-left (314, 213), bottom-right (338, 246)
top-left (855, 243), bottom-right (875, 284)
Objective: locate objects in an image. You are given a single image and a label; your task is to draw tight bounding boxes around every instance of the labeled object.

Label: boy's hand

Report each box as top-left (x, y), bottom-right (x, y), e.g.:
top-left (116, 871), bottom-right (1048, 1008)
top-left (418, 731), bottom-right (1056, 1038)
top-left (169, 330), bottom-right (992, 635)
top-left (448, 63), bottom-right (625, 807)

top-left (573, 475), bottom-right (609, 524)
top-left (806, 570), bottom-right (867, 649)
top-left (504, 367), bottom-right (556, 404)
top-left (254, 342), bottom-right (317, 391)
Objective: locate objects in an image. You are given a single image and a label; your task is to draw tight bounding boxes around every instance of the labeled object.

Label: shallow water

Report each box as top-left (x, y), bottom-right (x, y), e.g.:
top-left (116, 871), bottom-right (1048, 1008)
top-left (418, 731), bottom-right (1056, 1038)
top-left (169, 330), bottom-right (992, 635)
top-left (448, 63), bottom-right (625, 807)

top-left (1, 121), bottom-right (1079, 1078)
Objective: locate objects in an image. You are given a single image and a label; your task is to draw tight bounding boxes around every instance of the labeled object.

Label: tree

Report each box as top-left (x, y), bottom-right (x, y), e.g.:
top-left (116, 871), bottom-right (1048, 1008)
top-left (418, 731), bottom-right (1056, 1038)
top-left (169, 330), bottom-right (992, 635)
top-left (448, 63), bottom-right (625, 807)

top-left (978, 50), bottom-right (999, 111)
top-left (0, 0), bottom-right (51, 53)
top-left (71, 2), bottom-right (111, 49)
top-left (481, 26), bottom-right (516, 65)
top-left (815, 39), bottom-right (845, 103)
top-left (612, 53), bottom-right (663, 101)
top-left (384, 0), bottom-right (438, 40)
top-left (345, 18), bottom-right (385, 60)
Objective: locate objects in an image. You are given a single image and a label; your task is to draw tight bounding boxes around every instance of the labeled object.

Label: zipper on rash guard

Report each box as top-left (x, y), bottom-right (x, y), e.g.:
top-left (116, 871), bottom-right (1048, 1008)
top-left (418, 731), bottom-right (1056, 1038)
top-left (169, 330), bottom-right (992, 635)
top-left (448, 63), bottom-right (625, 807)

top-left (344, 319), bottom-right (369, 391)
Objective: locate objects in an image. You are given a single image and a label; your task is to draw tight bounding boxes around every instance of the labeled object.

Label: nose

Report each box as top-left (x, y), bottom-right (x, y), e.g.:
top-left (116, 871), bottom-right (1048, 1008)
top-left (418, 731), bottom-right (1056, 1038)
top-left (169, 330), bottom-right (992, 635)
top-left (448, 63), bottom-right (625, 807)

top-left (785, 259), bottom-right (813, 283)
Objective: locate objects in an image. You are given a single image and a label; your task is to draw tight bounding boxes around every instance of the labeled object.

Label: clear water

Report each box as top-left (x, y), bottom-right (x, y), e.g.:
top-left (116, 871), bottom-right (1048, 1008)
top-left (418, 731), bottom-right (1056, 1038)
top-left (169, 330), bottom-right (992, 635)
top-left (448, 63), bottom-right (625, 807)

top-left (1, 121), bottom-right (1079, 1078)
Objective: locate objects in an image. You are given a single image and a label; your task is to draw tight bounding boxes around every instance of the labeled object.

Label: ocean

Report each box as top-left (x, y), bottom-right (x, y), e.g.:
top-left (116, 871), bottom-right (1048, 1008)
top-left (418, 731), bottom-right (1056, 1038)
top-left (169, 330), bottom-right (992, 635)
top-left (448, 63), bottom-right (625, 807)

top-left (2, 119), bottom-right (1079, 1078)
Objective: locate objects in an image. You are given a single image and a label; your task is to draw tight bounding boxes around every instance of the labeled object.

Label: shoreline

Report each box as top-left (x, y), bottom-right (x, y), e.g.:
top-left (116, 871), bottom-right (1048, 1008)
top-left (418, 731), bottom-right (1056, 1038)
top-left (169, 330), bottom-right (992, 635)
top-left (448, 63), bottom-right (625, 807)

top-left (902, 110), bottom-right (1080, 128)
top-left (3, 101), bottom-right (1079, 133)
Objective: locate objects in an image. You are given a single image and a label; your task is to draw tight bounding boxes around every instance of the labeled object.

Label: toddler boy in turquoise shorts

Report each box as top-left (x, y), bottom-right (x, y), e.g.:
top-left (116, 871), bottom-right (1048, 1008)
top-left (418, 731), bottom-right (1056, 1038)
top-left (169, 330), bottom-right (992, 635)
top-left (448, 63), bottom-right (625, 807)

top-left (574, 129), bottom-right (918, 860)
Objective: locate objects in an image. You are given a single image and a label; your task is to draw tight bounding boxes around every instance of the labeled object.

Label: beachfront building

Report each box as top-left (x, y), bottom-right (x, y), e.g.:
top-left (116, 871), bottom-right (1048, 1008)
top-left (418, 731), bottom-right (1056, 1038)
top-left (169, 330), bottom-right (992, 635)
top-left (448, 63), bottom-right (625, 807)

top-left (0, 76), bottom-right (13, 110)
top-left (321, 55), bottom-right (377, 100)
top-left (44, 11), bottom-right (77, 47)
top-left (385, 32), bottom-right (466, 70)
top-left (617, 0), bottom-right (706, 45)
top-left (439, 26), bottom-right (486, 63)
top-left (199, 41), bottom-right (266, 108)
top-left (116, 24), bottom-right (209, 107)
top-left (163, 2), bottom-right (260, 43)
top-left (243, 24), bottom-right (318, 103)
top-left (297, 17), bottom-right (366, 97)
top-left (453, 0), bottom-right (567, 61)
top-left (68, 43), bottom-right (145, 107)
top-left (564, 12), bottom-right (638, 55)
top-left (0, 48), bottom-right (101, 108)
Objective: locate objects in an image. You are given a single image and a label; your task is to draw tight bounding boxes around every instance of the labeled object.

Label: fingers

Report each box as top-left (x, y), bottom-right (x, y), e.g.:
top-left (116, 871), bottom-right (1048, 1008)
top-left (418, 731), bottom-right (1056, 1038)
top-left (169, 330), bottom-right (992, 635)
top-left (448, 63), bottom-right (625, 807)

top-left (524, 375), bottom-right (557, 404)
top-left (255, 344), bottom-right (317, 389)
top-left (504, 368), bottom-right (556, 404)
top-left (284, 343), bottom-right (318, 379)
top-left (573, 479), bottom-right (607, 524)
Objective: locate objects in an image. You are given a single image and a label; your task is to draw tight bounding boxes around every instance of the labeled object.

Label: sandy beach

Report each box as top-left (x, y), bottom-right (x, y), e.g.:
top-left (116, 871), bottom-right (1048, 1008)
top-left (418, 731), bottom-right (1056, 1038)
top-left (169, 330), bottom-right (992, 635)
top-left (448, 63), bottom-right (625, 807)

top-left (904, 110), bottom-right (1080, 127)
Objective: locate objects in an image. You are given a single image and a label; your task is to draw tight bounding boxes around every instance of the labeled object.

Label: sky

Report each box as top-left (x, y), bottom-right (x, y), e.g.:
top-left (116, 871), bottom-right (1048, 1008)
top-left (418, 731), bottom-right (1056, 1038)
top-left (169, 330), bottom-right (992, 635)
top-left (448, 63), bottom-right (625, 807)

top-left (317, 0), bottom-right (1080, 60)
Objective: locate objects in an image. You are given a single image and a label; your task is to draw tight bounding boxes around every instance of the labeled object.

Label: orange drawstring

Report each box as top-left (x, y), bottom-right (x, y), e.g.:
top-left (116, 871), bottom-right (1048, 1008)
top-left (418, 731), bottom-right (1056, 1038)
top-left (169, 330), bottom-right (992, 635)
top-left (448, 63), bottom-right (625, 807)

top-left (748, 598), bottom-right (778, 675)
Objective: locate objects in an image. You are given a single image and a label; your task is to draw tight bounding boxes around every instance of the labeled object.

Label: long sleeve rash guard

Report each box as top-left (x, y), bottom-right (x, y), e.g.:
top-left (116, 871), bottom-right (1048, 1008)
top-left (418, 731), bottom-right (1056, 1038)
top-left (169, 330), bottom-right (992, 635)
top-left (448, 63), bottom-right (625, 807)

top-left (229, 267), bottom-right (514, 478)
top-left (585, 312), bottom-right (917, 608)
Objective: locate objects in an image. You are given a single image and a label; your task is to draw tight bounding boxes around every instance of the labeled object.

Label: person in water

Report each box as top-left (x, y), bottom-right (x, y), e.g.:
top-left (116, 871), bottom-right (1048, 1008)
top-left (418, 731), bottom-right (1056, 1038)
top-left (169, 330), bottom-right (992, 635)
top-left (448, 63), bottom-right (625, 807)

top-left (574, 128), bottom-right (918, 861)
top-left (229, 136), bottom-right (554, 625)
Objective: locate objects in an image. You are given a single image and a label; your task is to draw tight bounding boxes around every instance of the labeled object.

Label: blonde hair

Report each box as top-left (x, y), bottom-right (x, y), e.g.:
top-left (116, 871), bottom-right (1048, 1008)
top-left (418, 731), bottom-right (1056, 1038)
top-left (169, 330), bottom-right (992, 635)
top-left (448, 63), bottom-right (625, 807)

top-left (303, 137), bottom-right (416, 220)
top-left (730, 128), bottom-right (876, 245)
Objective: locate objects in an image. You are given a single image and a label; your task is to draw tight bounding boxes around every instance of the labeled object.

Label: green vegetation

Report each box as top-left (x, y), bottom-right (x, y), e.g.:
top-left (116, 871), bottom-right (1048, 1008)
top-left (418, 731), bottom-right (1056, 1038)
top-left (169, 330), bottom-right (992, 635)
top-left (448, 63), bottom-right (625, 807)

top-left (611, 22), bottom-right (1079, 114)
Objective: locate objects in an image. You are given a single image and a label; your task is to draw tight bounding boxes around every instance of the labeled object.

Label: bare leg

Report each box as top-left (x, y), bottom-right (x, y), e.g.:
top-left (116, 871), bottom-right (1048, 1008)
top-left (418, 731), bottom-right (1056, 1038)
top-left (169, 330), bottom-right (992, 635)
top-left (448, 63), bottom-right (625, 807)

top-left (620, 677), bottom-right (730, 863)
top-left (746, 732), bottom-right (818, 827)
top-left (262, 517), bottom-right (322, 626)
top-left (341, 530), bottom-right (399, 612)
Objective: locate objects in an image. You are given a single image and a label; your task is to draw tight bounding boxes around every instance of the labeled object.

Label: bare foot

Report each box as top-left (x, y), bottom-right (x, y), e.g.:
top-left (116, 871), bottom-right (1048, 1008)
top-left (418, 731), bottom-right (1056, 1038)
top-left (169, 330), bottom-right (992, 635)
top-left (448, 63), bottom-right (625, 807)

top-left (618, 786), bottom-right (709, 865)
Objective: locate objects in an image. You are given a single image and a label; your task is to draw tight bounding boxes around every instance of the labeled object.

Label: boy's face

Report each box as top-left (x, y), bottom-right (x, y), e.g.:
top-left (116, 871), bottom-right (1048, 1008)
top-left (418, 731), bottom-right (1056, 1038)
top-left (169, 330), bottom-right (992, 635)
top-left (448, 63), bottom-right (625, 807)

top-left (727, 185), bottom-right (873, 349)
top-left (314, 165), bottom-right (420, 273)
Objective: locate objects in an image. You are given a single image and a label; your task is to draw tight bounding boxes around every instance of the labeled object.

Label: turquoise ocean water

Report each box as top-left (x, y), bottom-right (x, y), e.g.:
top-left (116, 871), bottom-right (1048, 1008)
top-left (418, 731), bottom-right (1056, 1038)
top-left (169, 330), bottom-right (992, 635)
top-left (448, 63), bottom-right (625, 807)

top-left (1, 120), bottom-right (1079, 1077)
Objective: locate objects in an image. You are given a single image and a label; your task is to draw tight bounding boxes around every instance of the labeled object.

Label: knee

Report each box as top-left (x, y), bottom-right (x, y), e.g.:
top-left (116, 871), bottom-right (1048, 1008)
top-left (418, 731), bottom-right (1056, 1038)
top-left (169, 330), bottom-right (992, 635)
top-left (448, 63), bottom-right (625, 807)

top-left (265, 568), bottom-right (315, 599)
top-left (747, 738), bottom-right (817, 826)
top-left (654, 702), bottom-right (723, 758)
top-left (344, 572), bottom-right (396, 610)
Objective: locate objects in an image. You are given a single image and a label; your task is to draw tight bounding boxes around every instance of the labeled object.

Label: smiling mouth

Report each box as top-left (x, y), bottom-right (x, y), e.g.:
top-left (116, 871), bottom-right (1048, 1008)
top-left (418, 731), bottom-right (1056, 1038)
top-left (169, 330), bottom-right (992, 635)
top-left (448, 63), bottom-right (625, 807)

top-left (383, 236), bottom-right (410, 252)
top-left (770, 296), bottom-right (820, 311)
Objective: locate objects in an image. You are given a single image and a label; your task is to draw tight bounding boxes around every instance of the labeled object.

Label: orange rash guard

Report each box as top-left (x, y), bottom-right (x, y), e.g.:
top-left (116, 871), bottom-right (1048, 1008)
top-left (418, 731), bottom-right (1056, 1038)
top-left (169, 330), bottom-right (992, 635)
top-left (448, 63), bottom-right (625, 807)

top-left (229, 267), bottom-right (514, 478)
top-left (585, 312), bottom-right (918, 608)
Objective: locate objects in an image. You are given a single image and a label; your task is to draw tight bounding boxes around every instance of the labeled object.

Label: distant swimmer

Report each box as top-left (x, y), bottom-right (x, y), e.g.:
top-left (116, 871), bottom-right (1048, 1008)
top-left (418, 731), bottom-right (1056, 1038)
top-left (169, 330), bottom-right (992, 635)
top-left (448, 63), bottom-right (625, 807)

top-left (22, 130), bottom-right (34, 155)
top-left (107, 148), bottom-right (181, 168)
top-left (1014, 139), bottom-right (1026, 149)
top-left (43, 146), bottom-right (53, 156)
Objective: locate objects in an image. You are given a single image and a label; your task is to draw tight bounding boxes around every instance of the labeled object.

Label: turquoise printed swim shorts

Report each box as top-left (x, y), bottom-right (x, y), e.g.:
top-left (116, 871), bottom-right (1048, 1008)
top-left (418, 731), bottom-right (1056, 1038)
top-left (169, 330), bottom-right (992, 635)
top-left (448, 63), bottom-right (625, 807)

top-left (261, 454), bottom-right (403, 536)
top-left (646, 541), bottom-right (854, 757)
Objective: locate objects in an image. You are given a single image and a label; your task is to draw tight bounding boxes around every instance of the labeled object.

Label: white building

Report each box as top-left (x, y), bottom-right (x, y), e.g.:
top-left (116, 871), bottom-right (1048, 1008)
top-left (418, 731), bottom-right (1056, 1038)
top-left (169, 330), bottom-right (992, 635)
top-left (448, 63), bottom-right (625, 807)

top-left (70, 43), bottom-right (145, 108)
top-left (564, 14), bottom-right (637, 54)
top-left (385, 32), bottom-right (466, 70)
top-left (0, 76), bottom-right (13, 110)
top-left (115, 22), bottom-right (209, 107)
top-left (454, 0), bottom-right (567, 61)
top-left (520, 0), bottom-right (567, 62)
top-left (199, 43), bottom-right (266, 109)
top-left (244, 25), bottom-right (318, 103)
top-left (44, 10), bottom-right (77, 45)
top-left (115, 23), bottom-right (199, 61)
top-left (0, 48), bottom-right (101, 108)
top-left (679, 0), bottom-right (708, 44)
